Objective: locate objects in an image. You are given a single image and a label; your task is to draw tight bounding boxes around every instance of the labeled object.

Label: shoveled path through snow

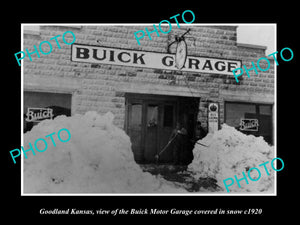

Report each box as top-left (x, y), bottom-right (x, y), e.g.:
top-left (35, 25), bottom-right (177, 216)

top-left (140, 164), bottom-right (221, 192)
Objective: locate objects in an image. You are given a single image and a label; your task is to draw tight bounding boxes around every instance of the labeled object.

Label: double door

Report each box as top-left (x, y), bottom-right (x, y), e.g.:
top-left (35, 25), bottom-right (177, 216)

top-left (125, 94), bottom-right (199, 164)
top-left (126, 95), bottom-right (177, 163)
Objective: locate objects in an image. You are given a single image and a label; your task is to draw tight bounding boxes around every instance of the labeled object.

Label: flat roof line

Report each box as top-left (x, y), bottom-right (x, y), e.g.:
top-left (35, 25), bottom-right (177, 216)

top-left (237, 43), bottom-right (267, 50)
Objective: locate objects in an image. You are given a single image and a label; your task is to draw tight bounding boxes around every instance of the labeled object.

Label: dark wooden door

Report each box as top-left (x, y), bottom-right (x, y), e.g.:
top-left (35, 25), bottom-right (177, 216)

top-left (126, 97), bottom-right (177, 163)
top-left (144, 102), bottom-right (177, 163)
top-left (125, 94), bottom-right (198, 164)
top-left (157, 104), bottom-right (176, 162)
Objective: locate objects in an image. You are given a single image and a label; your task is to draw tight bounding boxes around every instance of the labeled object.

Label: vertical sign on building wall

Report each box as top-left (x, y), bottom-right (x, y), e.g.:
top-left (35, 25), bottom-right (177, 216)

top-left (208, 103), bottom-right (219, 133)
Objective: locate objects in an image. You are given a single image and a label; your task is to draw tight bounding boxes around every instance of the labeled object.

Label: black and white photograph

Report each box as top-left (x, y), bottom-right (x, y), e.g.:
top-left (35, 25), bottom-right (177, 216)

top-left (4, 6), bottom-right (296, 220)
top-left (21, 24), bottom-right (276, 195)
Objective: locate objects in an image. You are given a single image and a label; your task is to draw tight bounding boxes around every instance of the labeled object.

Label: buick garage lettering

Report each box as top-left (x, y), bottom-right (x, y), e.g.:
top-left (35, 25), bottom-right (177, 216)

top-left (71, 44), bottom-right (241, 75)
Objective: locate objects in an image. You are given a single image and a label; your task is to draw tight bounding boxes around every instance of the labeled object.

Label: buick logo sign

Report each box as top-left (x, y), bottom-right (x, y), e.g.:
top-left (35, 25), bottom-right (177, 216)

top-left (25, 107), bottom-right (53, 122)
top-left (240, 119), bottom-right (259, 131)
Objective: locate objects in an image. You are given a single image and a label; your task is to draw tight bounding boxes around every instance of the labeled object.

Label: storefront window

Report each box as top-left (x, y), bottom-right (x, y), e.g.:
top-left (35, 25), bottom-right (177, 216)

top-left (225, 103), bottom-right (256, 128)
top-left (130, 104), bottom-right (142, 127)
top-left (24, 91), bottom-right (72, 132)
top-left (225, 102), bottom-right (273, 145)
top-left (259, 105), bottom-right (272, 115)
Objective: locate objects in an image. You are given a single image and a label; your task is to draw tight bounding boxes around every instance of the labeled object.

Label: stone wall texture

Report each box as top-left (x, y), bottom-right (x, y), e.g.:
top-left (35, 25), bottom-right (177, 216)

top-left (23, 25), bottom-right (275, 129)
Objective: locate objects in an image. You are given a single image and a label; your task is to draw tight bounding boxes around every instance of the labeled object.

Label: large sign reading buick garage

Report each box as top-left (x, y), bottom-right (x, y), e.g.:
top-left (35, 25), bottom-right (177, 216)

top-left (71, 44), bottom-right (241, 75)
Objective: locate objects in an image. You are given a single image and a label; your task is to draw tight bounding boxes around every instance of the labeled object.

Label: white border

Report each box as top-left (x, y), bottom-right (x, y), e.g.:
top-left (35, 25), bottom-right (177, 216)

top-left (21, 23), bottom-right (277, 196)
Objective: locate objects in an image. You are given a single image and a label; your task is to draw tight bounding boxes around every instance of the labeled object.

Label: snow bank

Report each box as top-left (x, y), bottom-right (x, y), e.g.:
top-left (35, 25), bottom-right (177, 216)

top-left (23, 111), bottom-right (186, 193)
top-left (188, 124), bottom-right (275, 193)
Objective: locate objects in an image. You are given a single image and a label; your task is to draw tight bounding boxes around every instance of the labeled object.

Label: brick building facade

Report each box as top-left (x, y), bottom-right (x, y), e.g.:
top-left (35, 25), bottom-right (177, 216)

top-left (23, 25), bottom-right (275, 164)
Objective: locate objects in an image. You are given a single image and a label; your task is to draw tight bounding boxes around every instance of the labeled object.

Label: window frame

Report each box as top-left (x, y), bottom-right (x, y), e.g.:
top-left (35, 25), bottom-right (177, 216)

top-left (224, 100), bottom-right (274, 144)
top-left (224, 101), bottom-right (273, 123)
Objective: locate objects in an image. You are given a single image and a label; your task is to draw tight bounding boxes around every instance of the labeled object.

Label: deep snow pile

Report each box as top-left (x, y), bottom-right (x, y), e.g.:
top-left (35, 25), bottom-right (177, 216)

top-left (188, 124), bottom-right (275, 193)
top-left (23, 111), bottom-right (186, 193)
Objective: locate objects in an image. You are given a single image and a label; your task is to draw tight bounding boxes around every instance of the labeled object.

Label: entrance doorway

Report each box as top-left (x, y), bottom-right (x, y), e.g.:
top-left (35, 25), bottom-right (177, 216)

top-left (125, 93), bottom-right (200, 164)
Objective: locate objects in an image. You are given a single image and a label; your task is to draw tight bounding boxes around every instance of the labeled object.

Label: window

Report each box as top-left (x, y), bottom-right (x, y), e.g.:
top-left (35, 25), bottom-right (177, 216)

top-left (24, 91), bottom-right (72, 132)
top-left (147, 104), bottom-right (158, 127)
top-left (130, 103), bottom-right (142, 127)
top-left (225, 103), bottom-right (256, 128)
top-left (225, 102), bottom-right (273, 145)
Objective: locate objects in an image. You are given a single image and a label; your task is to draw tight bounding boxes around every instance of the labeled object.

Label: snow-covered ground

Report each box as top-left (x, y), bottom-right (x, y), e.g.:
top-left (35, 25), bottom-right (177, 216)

top-left (23, 112), bottom-right (274, 194)
top-left (188, 124), bottom-right (275, 193)
top-left (23, 111), bottom-right (186, 193)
